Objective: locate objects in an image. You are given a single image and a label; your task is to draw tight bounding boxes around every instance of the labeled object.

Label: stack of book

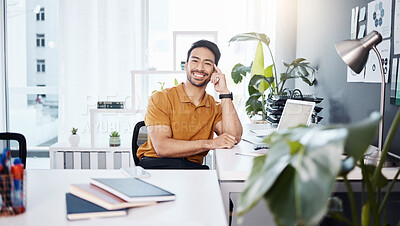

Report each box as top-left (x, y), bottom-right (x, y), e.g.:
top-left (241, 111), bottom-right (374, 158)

top-left (97, 101), bottom-right (124, 109)
top-left (65, 177), bottom-right (175, 220)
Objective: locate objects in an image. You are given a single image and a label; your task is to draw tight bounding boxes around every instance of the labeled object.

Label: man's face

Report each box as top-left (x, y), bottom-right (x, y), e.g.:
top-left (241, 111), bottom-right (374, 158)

top-left (185, 47), bottom-right (215, 88)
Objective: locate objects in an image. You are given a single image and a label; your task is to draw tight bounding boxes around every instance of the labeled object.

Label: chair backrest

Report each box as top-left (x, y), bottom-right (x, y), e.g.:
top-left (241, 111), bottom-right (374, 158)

top-left (0, 133), bottom-right (27, 169)
top-left (131, 121), bottom-right (147, 166)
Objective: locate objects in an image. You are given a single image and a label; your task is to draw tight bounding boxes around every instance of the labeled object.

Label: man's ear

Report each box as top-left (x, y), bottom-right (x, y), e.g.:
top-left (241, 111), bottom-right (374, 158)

top-left (184, 62), bottom-right (187, 70)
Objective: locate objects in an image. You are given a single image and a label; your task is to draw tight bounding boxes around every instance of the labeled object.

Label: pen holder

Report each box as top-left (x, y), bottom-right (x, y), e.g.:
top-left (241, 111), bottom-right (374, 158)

top-left (0, 173), bottom-right (26, 216)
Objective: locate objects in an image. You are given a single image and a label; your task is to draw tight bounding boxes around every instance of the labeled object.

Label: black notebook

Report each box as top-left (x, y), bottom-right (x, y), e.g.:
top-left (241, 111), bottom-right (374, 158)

top-left (65, 193), bottom-right (127, 220)
top-left (90, 178), bottom-right (175, 203)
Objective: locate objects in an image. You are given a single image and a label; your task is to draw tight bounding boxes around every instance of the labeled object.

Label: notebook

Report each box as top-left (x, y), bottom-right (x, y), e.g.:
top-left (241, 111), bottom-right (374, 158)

top-left (65, 193), bottom-right (127, 221)
top-left (243, 99), bottom-right (316, 145)
top-left (70, 184), bottom-right (156, 210)
top-left (90, 177), bottom-right (175, 203)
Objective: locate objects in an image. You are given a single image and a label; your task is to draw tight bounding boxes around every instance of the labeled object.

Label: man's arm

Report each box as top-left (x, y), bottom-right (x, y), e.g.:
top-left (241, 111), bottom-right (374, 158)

top-left (211, 65), bottom-right (243, 142)
top-left (148, 125), bottom-right (237, 158)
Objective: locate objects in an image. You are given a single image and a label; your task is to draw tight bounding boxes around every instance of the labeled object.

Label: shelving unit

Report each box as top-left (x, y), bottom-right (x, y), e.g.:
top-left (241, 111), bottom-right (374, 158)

top-left (49, 143), bottom-right (133, 169)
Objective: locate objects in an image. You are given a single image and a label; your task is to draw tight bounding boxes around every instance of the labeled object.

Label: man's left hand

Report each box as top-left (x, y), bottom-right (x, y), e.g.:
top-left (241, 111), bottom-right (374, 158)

top-left (211, 64), bottom-right (230, 94)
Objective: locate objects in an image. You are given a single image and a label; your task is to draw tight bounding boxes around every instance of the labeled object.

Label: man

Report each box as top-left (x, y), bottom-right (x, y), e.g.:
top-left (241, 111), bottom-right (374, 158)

top-left (137, 40), bottom-right (243, 169)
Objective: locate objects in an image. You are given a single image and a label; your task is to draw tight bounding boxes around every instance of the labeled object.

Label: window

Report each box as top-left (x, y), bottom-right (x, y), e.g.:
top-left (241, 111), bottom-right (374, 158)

top-left (37, 59), bottom-right (45, 72)
top-left (36, 7), bottom-right (45, 21)
top-left (36, 34), bottom-right (45, 47)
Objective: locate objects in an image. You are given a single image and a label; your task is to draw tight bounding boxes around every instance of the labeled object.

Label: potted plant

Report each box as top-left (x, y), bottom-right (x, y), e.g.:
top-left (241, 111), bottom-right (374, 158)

top-left (68, 127), bottom-right (80, 147)
top-left (109, 131), bottom-right (121, 147)
top-left (229, 32), bottom-right (317, 120)
top-left (235, 109), bottom-right (400, 226)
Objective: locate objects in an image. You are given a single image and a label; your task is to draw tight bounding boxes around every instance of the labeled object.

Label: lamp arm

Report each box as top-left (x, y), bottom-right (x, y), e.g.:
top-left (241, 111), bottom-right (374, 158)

top-left (371, 45), bottom-right (385, 152)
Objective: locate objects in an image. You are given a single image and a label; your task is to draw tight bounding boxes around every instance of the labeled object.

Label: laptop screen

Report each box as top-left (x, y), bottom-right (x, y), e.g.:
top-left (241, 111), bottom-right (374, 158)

top-left (277, 99), bottom-right (316, 131)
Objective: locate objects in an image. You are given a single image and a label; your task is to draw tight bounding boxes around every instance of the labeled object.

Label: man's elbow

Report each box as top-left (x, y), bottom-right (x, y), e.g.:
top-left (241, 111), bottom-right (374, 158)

top-left (153, 144), bottom-right (172, 158)
top-left (235, 133), bottom-right (242, 144)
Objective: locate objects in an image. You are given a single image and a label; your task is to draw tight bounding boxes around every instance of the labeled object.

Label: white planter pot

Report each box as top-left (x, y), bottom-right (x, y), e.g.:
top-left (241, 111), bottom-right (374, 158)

top-left (109, 137), bottom-right (121, 147)
top-left (69, 134), bottom-right (80, 147)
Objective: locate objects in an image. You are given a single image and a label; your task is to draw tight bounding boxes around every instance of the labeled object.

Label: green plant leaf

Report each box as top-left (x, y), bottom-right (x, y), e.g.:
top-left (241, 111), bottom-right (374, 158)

top-left (174, 78), bottom-right (179, 86)
top-left (363, 165), bottom-right (388, 189)
top-left (238, 126), bottom-right (348, 226)
top-left (231, 63), bottom-right (250, 84)
top-left (258, 80), bottom-right (269, 93)
top-left (283, 61), bottom-right (291, 67)
top-left (361, 203), bottom-right (370, 226)
top-left (250, 42), bottom-right (264, 77)
top-left (248, 84), bottom-right (260, 96)
top-left (264, 65), bottom-right (274, 78)
top-left (292, 58), bottom-right (306, 64)
top-left (237, 141), bottom-right (292, 216)
top-left (229, 32), bottom-right (270, 46)
top-left (245, 97), bottom-right (262, 115)
top-left (326, 112), bottom-right (380, 162)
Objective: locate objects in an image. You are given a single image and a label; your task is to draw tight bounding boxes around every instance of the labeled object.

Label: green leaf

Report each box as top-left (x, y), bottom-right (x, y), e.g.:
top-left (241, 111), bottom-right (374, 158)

top-left (264, 65), bottom-right (274, 78)
top-left (292, 58), bottom-right (306, 64)
top-left (231, 63), bottom-right (250, 84)
top-left (283, 61), bottom-right (291, 67)
top-left (248, 84), bottom-right (260, 96)
top-left (245, 97), bottom-right (262, 115)
top-left (361, 203), bottom-right (370, 226)
top-left (237, 141), bottom-right (292, 216)
top-left (258, 80), bottom-right (269, 93)
top-left (229, 32), bottom-right (270, 46)
top-left (327, 112), bottom-right (380, 162)
top-left (174, 78), bottom-right (179, 86)
top-left (363, 165), bottom-right (388, 189)
top-left (250, 42), bottom-right (265, 77)
top-left (238, 126), bottom-right (348, 226)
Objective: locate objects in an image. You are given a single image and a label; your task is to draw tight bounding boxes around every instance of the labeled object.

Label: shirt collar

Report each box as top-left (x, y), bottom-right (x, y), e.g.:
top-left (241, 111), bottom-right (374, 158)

top-left (177, 83), bottom-right (211, 108)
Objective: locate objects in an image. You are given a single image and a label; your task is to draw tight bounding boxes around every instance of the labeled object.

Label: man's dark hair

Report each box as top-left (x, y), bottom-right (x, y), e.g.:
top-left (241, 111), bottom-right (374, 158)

top-left (186, 40), bottom-right (221, 66)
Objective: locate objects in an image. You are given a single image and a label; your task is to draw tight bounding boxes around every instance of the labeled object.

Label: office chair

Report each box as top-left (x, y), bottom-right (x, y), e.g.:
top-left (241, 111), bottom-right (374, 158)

top-left (131, 121), bottom-right (147, 166)
top-left (0, 132), bottom-right (27, 169)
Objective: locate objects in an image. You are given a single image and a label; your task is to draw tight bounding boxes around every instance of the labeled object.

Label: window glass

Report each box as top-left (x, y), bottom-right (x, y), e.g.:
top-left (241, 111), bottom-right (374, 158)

top-left (6, 1), bottom-right (59, 157)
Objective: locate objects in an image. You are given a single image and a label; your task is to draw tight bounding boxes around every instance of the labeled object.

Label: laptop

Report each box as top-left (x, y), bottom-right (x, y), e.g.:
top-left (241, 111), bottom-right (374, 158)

top-left (242, 99), bottom-right (316, 146)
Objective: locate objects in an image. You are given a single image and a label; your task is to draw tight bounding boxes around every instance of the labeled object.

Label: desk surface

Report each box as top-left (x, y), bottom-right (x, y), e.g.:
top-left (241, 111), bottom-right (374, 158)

top-left (0, 169), bottom-right (227, 226)
top-left (215, 140), bottom-right (400, 181)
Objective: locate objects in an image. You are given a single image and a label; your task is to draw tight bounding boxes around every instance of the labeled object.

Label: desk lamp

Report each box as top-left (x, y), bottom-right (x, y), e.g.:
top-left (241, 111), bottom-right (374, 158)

top-left (335, 30), bottom-right (392, 166)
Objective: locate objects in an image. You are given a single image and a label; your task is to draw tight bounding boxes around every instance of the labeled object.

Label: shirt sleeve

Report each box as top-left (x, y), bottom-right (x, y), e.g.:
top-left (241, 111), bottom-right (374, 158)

top-left (144, 91), bottom-right (171, 126)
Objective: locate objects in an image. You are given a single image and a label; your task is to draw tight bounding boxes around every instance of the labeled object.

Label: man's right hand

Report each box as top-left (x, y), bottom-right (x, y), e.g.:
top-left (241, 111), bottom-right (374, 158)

top-left (212, 133), bottom-right (237, 149)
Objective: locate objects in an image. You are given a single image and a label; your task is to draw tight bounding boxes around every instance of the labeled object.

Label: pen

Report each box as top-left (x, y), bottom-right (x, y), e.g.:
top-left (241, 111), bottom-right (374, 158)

top-left (11, 158), bottom-right (24, 213)
top-left (0, 148), bottom-right (12, 213)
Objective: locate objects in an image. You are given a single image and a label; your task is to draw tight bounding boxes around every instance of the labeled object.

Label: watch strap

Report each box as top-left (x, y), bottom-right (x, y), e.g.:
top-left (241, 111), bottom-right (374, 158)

top-left (219, 92), bottom-right (233, 100)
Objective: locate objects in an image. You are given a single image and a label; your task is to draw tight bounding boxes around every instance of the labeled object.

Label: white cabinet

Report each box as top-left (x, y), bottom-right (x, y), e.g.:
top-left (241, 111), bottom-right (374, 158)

top-left (49, 143), bottom-right (133, 169)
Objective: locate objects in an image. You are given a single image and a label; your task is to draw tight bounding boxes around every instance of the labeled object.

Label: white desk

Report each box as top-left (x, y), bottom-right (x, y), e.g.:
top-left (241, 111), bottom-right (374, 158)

top-left (0, 169), bottom-right (228, 226)
top-left (214, 140), bottom-right (400, 223)
top-left (213, 141), bottom-right (257, 220)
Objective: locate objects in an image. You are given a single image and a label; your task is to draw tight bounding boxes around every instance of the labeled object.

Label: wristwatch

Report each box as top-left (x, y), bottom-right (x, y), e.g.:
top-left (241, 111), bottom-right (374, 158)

top-left (219, 92), bottom-right (233, 100)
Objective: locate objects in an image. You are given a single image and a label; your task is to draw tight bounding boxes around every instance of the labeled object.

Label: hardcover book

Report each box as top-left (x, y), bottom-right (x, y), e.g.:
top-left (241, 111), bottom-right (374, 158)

top-left (70, 184), bottom-right (156, 210)
top-left (90, 177), bottom-right (175, 203)
top-left (65, 193), bottom-right (127, 220)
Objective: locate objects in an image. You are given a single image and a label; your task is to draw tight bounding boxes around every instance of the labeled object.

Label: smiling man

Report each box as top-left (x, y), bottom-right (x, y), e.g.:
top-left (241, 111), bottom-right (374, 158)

top-left (137, 40), bottom-right (243, 169)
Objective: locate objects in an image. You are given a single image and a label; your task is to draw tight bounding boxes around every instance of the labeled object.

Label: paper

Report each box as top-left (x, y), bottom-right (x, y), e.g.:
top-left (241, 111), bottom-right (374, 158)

top-left (358, 24), bottom-right (366, 39)
top-left (367, 0), bottom-right (392, 39)
top-left (394, 0), bottom-right (400, 54)
top-left (365, 39), bottom-right (391, 83)
top-left (351, 7), bottom-right (359, 39)
top-left (347, 67), bottom-right (365, 82)
top-left (359, 7), bottom-right (366, 21)
top-left (390, 58), bottom-right (398, 103)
